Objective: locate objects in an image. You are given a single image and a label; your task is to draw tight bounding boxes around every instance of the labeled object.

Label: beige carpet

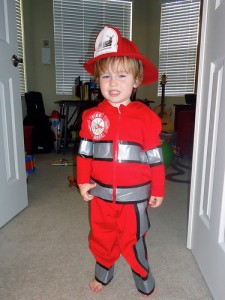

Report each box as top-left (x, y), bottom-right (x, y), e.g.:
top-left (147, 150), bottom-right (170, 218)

top-left (0, 151), bottom-right (213, 300)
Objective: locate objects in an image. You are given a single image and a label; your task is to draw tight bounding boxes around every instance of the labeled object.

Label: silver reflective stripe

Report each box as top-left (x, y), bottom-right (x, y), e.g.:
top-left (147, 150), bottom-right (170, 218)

top-left (140, 151), bottom-right (148, 164)
top-left (132, 266), bottom-right (155, 295)
top-left (136, 202), bottom-right (150, 238)
top-left (118, 143), bottom-right (163, 165)
top-left (79, 139), bottom-right (163, 166)
top-left (92, 141), bottom-right (162, 165)
top-left (93, 142), bottom-right (113, 160)
top-left (132, 238), bottom-right (155, 295)
top-left (90, 179), bottom-right (151, 203)
top-left (146, 147), bottom-right (163, 165)
top-left (78, 139), bottom-right (93, 157)
top-left (90, 179), bottom-right (113, 201)
top-left (95, 263), bottom-right (114, 285)
top-left (118, 142), bottom-right (147, 163)
top-left (116, 184), bottom-right (150, 203)
top-left (135, 237), bottom-right (149, 271)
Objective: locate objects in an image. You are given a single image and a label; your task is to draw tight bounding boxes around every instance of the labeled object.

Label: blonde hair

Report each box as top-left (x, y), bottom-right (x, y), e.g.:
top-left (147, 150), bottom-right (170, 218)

top-left (93, 56), bottom-right (143, 86)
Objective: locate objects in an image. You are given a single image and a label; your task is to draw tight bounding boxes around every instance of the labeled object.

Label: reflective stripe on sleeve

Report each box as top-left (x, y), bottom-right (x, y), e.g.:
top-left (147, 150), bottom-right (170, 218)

top-left (118, 142), bottom-right (148, 163)
top-left (101, 141), bottom-right (163, 166)
top-left (146, 146), bottom-right (164, 166)
top-left (78, 138), bottom-right (93, 157)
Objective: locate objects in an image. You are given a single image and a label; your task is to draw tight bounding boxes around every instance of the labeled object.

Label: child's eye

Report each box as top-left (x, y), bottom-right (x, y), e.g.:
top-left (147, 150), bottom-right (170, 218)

top-left (101, 74), bottom-right (110, 79)
top-left (119, 74), bottom-right (126, 78)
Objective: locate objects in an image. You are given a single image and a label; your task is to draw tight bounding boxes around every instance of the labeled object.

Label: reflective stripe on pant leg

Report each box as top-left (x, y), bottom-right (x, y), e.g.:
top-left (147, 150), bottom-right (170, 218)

top-left (132, 237), bottom-right (155, 295)
top-left (95, 262), bottom-right (114, 285)
top-left (118, 202), bottom-right (150, 276)
top-left (117, 201), bottom-right (154, 294)
top-left (132, 269), bottom-right (155, 296)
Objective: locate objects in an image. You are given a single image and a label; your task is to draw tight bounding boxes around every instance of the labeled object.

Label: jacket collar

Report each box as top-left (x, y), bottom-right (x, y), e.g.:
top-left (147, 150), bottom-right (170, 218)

top-left (98, 99), bottom-right (134, 114)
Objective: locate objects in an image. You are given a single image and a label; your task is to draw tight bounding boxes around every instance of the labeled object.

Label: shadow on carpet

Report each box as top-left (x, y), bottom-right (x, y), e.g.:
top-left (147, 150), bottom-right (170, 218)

top-left (166, 159), bottom-right (191, 184)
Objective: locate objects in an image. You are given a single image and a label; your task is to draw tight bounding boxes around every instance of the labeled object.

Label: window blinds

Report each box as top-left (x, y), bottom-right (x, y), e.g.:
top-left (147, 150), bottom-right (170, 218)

top-left (53, 0), bottom-right (132, 95)
top-left (158, 0), bottom-right (201, 96)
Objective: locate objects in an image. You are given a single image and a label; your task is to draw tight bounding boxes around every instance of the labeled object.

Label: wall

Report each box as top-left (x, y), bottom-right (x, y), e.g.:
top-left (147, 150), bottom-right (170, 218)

top-left (22, 0), bottom-right (185, 117)
top-left (23, 0), bottom-right (61, 115)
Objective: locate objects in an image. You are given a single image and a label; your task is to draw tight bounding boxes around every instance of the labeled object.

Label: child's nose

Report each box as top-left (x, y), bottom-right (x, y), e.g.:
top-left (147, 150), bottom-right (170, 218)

top-left (109, 76), bottom-right (117, 86)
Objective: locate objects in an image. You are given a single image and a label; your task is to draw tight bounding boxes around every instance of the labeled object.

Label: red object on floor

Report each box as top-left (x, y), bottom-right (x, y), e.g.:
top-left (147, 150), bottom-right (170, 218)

top-left (23, 126), bottom-right (33, 154)
top-left (177, 110), bottom-right (195, 155)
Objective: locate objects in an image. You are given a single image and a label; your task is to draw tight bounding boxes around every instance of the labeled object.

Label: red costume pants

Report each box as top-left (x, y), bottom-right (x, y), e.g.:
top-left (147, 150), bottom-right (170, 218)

top-left (89, 197), bottom-right (155, 295)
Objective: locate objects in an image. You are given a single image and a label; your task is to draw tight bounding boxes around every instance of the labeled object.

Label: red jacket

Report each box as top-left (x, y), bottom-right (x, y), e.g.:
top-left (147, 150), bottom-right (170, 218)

top-left (77, 99), bottom-right (165, 201)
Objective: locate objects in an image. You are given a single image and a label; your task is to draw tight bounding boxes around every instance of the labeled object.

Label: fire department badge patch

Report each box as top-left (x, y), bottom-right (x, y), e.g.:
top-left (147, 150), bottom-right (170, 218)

top-left (88, 112), bottom-right (110, 140)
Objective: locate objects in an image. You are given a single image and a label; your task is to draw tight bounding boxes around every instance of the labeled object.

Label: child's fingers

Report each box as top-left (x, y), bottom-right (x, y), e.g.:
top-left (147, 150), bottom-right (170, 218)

top-left (149, 196), bottom-right (163, 208)
top-left (81, 183), bottom-right (97, 201)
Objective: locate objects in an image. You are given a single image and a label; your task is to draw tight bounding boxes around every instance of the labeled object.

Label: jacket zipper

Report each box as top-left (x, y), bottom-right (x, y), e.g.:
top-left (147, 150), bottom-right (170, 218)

top-left (112, 107), bottom-right (121, 203)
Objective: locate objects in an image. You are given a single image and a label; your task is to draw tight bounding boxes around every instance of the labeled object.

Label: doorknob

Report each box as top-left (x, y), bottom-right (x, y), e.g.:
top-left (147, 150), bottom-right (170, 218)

top-left (11, 55), bottom-right (23, 67)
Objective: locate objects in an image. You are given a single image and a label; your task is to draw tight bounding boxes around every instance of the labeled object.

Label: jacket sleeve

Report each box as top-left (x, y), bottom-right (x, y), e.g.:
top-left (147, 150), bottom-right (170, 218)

top-left (143, 109), bottom-right (165, 197)
top-left (76, 110), bottom-right (93, 184)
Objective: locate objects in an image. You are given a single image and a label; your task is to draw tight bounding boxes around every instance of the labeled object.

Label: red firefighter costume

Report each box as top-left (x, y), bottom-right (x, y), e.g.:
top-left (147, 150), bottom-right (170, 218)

top-left (77, 25), bottom-right (165, 296)
top-left (77, 99), bottom-right (165, 295)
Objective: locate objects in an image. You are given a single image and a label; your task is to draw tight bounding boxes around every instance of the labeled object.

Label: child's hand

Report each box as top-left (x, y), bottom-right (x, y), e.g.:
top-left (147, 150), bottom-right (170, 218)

top-left (78, 183), bottom-right (97, 201)
top-left (149, 196), bottom-right (163, 208)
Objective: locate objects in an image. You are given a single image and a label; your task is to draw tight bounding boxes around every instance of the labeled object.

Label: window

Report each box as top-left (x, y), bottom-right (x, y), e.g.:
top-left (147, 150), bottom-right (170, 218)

top-left (15, 0), bottom-right (26, 95)
top-left (53, 0), bottom-right (132, 95)
top-left (158, 0), bottom-right (201, 96)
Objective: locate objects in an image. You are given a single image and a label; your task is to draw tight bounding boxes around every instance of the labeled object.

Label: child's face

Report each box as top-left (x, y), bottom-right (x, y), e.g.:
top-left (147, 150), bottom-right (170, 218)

top-left (99, 60), bottom-right (138, 108)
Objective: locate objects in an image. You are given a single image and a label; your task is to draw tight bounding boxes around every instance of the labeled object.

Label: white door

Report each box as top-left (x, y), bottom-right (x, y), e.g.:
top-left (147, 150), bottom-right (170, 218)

top-left (187, 0), bottom-right (225, 299)
top-left (0, 0), bottom-right (28, 228)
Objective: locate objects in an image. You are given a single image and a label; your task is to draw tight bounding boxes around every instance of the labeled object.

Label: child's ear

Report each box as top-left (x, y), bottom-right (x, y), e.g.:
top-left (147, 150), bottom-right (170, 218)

top-left (133, 78), bottom-right (140, 88)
